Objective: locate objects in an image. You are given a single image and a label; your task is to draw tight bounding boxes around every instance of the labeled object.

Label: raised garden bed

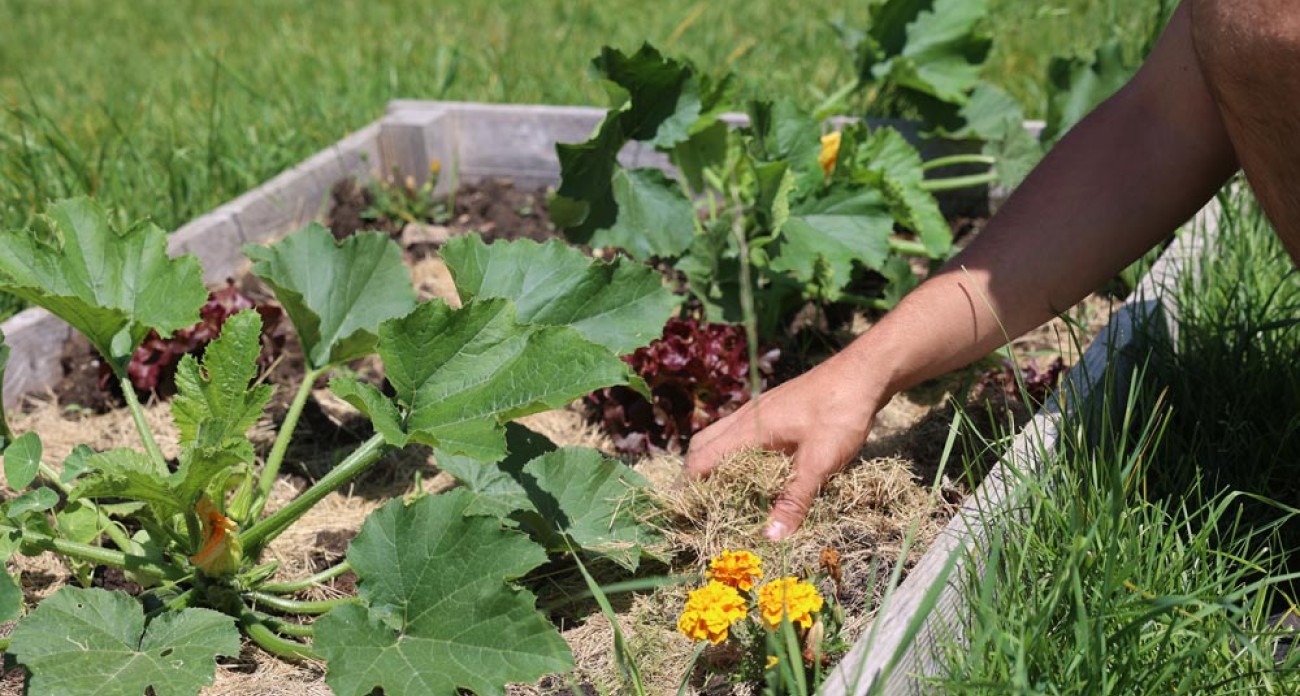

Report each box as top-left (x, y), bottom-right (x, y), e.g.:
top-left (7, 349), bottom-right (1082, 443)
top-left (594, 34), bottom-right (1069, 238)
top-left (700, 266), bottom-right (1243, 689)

top-left (0, 97), bottom-right (1176, 696)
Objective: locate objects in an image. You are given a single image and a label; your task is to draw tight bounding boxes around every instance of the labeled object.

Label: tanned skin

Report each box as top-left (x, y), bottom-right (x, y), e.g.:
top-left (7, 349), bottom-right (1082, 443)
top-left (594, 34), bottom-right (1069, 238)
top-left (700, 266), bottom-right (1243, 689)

top-left (685, 1), bottom-right (1295, 540)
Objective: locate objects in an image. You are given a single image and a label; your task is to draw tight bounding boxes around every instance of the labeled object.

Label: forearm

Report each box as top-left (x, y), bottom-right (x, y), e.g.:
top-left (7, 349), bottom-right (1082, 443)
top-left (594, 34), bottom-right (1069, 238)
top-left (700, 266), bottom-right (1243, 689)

top-left (843, 5), bottom-right (1237, 403)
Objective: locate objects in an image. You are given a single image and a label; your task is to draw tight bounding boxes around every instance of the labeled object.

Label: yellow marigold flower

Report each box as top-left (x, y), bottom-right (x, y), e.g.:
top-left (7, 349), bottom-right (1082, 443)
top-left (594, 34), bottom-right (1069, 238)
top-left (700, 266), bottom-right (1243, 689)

top-left (677, 580), bottom-right (748, 645)
top-left (819, 131), bottom-right (842, 176)
top-left (757, 577), bottom-right (824, 630)
top-left (191, 495), bottom-right (242, 577)
top-left (706, 549), bottom-right (764, 591)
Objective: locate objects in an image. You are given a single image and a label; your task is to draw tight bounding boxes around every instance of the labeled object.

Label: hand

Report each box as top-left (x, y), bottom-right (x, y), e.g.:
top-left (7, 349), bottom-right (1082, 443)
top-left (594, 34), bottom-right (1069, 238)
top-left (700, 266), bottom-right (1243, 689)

top-left (683, 350), bottom-right (885, 541)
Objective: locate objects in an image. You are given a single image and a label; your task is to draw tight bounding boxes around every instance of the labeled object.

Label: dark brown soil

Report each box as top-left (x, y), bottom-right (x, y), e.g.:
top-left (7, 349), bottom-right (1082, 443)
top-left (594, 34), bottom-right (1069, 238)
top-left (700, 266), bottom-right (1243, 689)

top-left (92, 566), bottom-right (143, 596)
top-left (443, 178), bottom-right (558, 244)
top-left (48, 335), bottom-right (121, 414)
top-left (327, 176), bottom-right (560, 250)
top-left (308, 529), bottom-right (358, 594)
top-left (0, 662), bottom-right (26, 696)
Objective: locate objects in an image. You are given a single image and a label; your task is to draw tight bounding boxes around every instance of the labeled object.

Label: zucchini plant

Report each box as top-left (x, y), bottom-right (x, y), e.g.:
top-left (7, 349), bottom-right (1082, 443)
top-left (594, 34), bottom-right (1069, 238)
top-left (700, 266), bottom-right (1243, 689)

top-left (0, 197), bottom-right (678, 695)
top-left (551, 44), bottom-right (1003, 340)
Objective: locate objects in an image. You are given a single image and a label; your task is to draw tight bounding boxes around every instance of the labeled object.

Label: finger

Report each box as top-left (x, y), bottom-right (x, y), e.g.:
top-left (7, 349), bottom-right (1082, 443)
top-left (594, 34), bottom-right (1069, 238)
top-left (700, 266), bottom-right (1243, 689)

top-left (764, 445), bottom-right (839, 541)
top-left (683, 415), bottom-right (745, 480)
top-left (683, 397), bottom-right (779, 479)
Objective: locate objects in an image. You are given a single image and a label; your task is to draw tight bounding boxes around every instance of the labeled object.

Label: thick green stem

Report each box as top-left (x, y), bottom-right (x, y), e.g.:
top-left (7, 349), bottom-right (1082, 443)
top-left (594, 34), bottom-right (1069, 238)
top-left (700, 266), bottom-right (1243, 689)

top-left (921, 154), bottom-right (997, 171)
top-left (0, 523), bottom-right (182, 581)
top-left (252, 611), bottom-right (316, 638)
top-left (260, 561), bottom-right (352, 594)
top-left (888, 238), bottom-right (929, 257)
top-left (837, 294), bottom-right (893, 312)
top-left (920, 171), bottom-right (999, 193)
top-left (812, 79), bottom-right (861, 121)
top-left (240, 434), bottom-right (388, 559)
top-left (241, 610), bottom-right (321, 660)
top-left (250, 367), bottom-right (323, 521)
top-left (246, 592), bottom-right (357, 615)
top-left (120, 376), bottom-right (167, 470)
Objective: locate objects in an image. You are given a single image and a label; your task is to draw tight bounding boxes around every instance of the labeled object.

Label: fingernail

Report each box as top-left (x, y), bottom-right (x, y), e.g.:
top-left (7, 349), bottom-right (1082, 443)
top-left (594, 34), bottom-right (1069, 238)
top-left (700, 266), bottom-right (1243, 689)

top-left (764, 521), bottom-right (788, 541)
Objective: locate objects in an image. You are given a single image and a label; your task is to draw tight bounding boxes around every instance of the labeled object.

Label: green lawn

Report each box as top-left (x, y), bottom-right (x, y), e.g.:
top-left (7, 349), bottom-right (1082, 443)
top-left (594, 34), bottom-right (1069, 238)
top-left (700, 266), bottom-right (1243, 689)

top-left (1, 0), bottom-right (1162, 235)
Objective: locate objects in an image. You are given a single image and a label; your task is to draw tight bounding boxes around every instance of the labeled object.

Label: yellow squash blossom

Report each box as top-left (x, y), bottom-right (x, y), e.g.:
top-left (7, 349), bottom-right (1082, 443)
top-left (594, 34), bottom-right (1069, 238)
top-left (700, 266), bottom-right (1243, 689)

top-left (819, 131), bottom-right (842, 176)
top-left (191, 496), bottom-right (242, 577)
top-left (677, 580), bottom-right (748, 645)
top-left (706, 549), bottom-right (764, 592)
top-left (757, 577), bottom-right (824, 630)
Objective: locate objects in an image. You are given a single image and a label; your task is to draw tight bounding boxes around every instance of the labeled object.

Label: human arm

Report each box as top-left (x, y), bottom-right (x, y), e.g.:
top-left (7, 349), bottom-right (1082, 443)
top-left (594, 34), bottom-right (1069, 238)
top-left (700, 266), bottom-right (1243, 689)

top-left (683, 3), bottom-right (1239, 540)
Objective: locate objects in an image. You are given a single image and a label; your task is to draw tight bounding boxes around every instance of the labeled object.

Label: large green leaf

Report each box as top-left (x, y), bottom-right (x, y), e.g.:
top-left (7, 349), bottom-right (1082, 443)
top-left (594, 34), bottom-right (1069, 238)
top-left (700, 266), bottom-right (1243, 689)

top-left (861, 0), bottom-right (991, 106)
top-left (441, 234), bottom-right (682, 354)
top-left (244, 223), bottom-right (417, 370)
top-left (553, 44), bottom-right (702, 242)
top-left (6, 486), bottom-right (59, 518)
top-left (0, 329), bottom-right (12, 450)
top-left (171, 310), bottom-right (272, 448)
top-left (769, 187), bottom-right (895, 297)
top-left (592, 43), bottom-right (697, 146)
top-left (590, 168), bottom-right (697, 262)
top-left (10, 587), bottom-right (239, 696)
top-left (3, 431), bottom-right (41, 490)
top-left (888, 0), bottom-right (991, 104)
top-left (747, 99), bottom-right (823, 195)
top-left (70, 449), bottom-right (181, 516)
top-left (332, 299), bottom-right (633, 461)
top-left (434, 423), bottom-right (558, 520)
top-left (315, 490), bottom-right (572, 696)
top-left (514, 448), bottom-right (663, 572)
top-left (0, 570), bottom-right (19, 623)
top-left (1043, 38), bottom-right (1132, 144)
top-left (850, 127), bottom-right (951, 257)
top-left (0, 198), bottom-right (207, 372)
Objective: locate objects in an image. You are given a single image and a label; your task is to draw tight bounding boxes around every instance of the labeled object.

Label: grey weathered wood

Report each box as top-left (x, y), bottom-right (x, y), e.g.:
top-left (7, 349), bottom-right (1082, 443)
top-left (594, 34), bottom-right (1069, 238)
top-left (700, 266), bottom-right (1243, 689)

top-left (1, 309), bottom-right (74, 410)
top-left (332, 122), bottom-right (383, 187)
top-left (226, 156), bottom-right (330, 244)
top-left (167, 210), bottom-right (247, 285)
top-left (379, 107), bottom-right (452, 194)
top-left (820, 199), bottom-right (1222, 695)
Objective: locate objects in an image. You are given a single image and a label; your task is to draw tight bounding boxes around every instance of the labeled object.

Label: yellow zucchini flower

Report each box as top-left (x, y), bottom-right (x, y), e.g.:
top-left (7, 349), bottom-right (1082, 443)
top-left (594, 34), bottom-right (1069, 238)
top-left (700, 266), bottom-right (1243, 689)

top-left (706, 549), bottom-right (764, 592)
top-left (757, 577), bottom-right (824, 630)
top-left (191, 495), bottom-right (242, 577)
top-left (819, 131), bottom-right (842, 175)
top-left (677, 580), bottom-right (748, 644)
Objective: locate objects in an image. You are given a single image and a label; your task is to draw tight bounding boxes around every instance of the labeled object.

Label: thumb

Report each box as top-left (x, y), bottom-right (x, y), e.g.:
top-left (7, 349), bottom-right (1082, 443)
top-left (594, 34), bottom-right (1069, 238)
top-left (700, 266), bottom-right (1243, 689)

top-left (764, 446), bottom-right (837, 541)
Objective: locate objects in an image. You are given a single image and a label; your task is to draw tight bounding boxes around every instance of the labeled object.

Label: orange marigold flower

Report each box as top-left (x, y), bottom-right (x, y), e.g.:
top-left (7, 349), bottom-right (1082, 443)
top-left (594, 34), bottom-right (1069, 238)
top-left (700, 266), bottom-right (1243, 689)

top-left (819, 131), bottom-right (842, 176)
top-left (677, 580), bottom-right (748, 645)
top-left (757, 577), bottom-right (824, 630)
top-left (706, 549), bottom-right (764, 591)
top-left (191, 495), bottom-right (242, 578)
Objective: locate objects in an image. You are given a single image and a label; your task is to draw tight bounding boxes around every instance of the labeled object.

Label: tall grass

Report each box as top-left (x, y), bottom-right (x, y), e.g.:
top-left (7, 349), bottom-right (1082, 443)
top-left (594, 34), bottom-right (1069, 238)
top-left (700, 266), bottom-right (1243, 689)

top-left (936, 192), bottom-right (1300, 693)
